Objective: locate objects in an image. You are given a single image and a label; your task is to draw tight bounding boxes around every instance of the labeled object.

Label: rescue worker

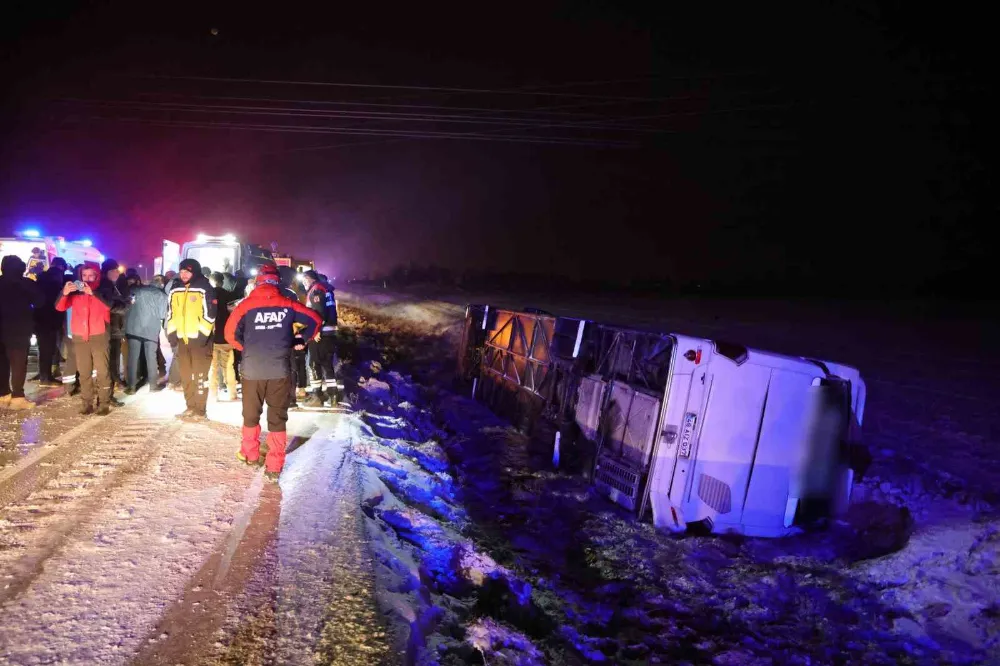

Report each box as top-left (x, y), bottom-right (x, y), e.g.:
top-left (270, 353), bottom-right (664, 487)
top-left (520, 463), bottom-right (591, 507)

top-left (301, 270), bottom-right (339, 407)
top-left (165, 258), bottom-right (217, 420)
top-left (55, 263), bottom-right (114, 414)
top-left (278, 267), bottom-right (307, 408)
top-left (0, 255), bottom-right (43, 410)
top-left (225, 265), bottom-right (321, 480)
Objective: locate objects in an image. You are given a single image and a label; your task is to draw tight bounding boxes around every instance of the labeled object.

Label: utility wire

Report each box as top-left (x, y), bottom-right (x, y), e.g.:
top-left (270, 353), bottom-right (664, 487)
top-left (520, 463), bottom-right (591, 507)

top-left (61, 98), bottom-right (756, 133)
top-left (59, 98), bottom-right (790, 134)
top-left (133, 91), bottom-right (708, 118)
top-left (127, 74), bottom-right (697, 102)
top-left (82, 115), bottom-right (638, 147)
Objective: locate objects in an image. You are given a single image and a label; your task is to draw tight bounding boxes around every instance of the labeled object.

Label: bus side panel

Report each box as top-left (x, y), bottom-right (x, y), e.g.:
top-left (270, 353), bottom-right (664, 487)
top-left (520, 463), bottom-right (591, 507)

top-left (741, 369), bottom-right (815, 532)
top-left (682, 362), bottom-right (771, 528)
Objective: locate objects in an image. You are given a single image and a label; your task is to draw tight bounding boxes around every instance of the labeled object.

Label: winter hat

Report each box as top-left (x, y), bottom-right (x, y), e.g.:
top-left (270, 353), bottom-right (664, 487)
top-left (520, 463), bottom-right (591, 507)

top-left (81, 261), bottom-right (102, 281)
top-left (303, 269), bottom-right (320, 282)
top-left (101, 258), bottom-right (120, 274)
top-left (125, 267), bottom-right (141, 280)
top-left (255, 263), bottom-right (280, 286)
top-left (1, 254), bottom-right (27, 277)
top-left (50, 257), bottom-right (68, 271)
top-left (178, 258), bottom-right (202, 275)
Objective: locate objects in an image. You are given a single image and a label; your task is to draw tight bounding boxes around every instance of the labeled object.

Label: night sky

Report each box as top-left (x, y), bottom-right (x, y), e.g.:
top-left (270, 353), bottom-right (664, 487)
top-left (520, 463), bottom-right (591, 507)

top-left (1, 3), bottom-right (993, 296)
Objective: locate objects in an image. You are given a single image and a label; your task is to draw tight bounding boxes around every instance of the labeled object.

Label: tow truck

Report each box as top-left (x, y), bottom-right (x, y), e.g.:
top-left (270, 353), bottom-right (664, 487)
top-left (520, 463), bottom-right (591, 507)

top-left (0, 230), bottom-right (104, 276)
top-left (156, 234), bottom-right (276, 276)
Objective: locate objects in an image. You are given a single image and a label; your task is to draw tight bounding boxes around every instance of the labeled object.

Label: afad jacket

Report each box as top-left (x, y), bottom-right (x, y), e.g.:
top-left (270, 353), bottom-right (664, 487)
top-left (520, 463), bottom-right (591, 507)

top-left (165, 275), bottom-right (217, 345)
top-left (224, 283), bottom-right (321, 380)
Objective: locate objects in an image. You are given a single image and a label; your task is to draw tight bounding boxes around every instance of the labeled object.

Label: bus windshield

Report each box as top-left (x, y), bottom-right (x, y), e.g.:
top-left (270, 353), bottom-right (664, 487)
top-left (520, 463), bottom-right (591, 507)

top-left (184, 244), bottom-right (238, 274)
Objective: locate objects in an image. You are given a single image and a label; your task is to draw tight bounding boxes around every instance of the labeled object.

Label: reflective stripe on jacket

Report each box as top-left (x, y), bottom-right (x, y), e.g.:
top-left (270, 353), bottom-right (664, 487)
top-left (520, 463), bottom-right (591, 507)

top-left (165, 277), bottom-right (217, 344)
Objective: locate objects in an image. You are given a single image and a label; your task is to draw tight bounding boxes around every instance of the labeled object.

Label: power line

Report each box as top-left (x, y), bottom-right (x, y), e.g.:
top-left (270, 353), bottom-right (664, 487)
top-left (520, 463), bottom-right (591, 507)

top-left (126, 74), bottom-right (688, 102)
top-left (60, 98), bottom-right (791, 135)
top-left (133, 91), bottom-right (706, 118)
top-left (60, 98), bottom-right (715, 133)
top-left (81, 115), bottom-right (638, 147)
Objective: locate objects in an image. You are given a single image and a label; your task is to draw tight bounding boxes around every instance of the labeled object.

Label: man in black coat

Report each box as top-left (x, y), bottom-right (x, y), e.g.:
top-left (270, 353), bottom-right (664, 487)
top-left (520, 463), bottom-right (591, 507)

top-left (98, 259), bottom-right (130, 404)
top-left (0, 255), bottom-right (43, 410)
top-left (32, 257), bottom-right (69, 387)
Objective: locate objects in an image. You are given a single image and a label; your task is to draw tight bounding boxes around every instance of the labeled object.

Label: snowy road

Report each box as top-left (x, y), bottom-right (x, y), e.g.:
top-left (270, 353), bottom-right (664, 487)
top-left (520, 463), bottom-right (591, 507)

top-left (0, 388), bottom-right (395, 665)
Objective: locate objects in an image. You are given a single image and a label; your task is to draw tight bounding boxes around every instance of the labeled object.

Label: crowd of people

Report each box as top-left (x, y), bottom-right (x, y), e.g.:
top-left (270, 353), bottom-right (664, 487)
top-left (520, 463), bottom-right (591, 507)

top-left (0, 253), bottom-right (339, 480)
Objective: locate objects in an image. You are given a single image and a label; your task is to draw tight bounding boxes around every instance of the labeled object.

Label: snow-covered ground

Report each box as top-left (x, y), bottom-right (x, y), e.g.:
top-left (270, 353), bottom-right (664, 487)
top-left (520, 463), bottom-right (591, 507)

top-left (0, 376), bottom-right (395, 664)
top-left (338, 287), bottom-right (999, 665)
top-left (2, 289), bottom-right (996, 664)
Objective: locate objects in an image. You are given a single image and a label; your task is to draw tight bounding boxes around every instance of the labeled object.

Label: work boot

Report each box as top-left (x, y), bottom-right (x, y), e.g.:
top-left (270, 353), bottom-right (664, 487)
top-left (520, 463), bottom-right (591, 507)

top-left (124, 387), bottom-right (137, 396)
top-left (110, 396), bottom-right (125, 407)
top-left (236, 450), bottom-right (262, 466)
top-left (96, 405), bottom-right (111, 416)
top-left (37, 378), bottom-right (61, 388)
top-left (304, 390), bottom-right (326, 408)
top-left (264, 431), bottom-right (287, 477)
top-left (240, 425), bottom-right (262, 463)
top-left (0, 395), bottom-right (10, 408)
top-left (70, 382), bottom-right (81, 396)
top-left (7, 397), bottom-right (36, 410)
top-left (29, 374), bottom-right (41, 382)
top-left (79, 403), bottom-right (94, 415)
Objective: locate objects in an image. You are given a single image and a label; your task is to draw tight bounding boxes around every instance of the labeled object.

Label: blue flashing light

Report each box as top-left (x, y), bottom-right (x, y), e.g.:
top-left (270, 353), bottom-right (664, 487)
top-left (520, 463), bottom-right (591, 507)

top-left (22, 229), bottom-right (40, 238)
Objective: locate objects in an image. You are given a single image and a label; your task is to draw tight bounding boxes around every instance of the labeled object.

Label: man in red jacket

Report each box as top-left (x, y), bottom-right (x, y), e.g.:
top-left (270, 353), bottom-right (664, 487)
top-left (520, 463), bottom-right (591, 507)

top-left (225, 266), bottom-right (321, 480)
top-left (56, 264), bottom-right (114, 415)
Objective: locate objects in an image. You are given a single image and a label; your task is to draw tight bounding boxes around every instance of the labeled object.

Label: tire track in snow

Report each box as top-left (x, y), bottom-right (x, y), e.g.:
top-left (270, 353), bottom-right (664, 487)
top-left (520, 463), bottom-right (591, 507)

top-left (0, 416), bottom-right (259, 665)
top-left (267, 415), bottom-right (395, 665)
top-left (0, 416), bottom-right (177, 604)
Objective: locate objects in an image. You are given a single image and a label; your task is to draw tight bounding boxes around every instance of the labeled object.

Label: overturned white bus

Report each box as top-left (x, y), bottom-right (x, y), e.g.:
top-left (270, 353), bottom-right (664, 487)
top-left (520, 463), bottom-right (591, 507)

top-left (460, 306), bottom-right (867, 538)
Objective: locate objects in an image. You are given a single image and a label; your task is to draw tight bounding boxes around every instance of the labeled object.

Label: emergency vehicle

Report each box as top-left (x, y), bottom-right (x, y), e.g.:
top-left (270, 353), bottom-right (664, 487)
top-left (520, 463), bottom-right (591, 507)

top-left (156, 234), bottom-right (276, 276)
top-left (273, 252), bottom-right (315, 274)
top-left (0, 231), bottom-right (104, 276)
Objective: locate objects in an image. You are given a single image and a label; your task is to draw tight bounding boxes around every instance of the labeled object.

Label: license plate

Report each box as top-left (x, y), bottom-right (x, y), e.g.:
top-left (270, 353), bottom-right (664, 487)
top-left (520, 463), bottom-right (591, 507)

top-left (678, 412), bottom-right (697, 458)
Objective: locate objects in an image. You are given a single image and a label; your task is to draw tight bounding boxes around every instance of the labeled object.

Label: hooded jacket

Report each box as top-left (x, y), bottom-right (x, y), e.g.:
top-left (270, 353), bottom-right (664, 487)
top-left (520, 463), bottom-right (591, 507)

top-left (224, 283), bottom-right (321, 380)
top-left (55, 274), bottom-right (112, 341)
top-left (0, 255), bottom-right (43, 342)
top-left (34, 265), bottom-right (69, 330)
top-left (165, 258), bottom-right (217, 345)
top-left (125, 284), bottom-right (169, 341)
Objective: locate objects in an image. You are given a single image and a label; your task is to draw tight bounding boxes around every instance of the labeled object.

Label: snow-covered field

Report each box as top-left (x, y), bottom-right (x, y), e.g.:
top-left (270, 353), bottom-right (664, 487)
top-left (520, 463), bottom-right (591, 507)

top-left (1, 288), bottom-right (996, 665)
top-left (339, 287), bottom-right (1000, 665)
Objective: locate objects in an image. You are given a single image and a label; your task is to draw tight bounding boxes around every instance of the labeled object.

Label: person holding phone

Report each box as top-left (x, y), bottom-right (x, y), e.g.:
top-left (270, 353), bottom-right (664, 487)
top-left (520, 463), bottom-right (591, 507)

top-left (55, 264), bottom-right (114, 415)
